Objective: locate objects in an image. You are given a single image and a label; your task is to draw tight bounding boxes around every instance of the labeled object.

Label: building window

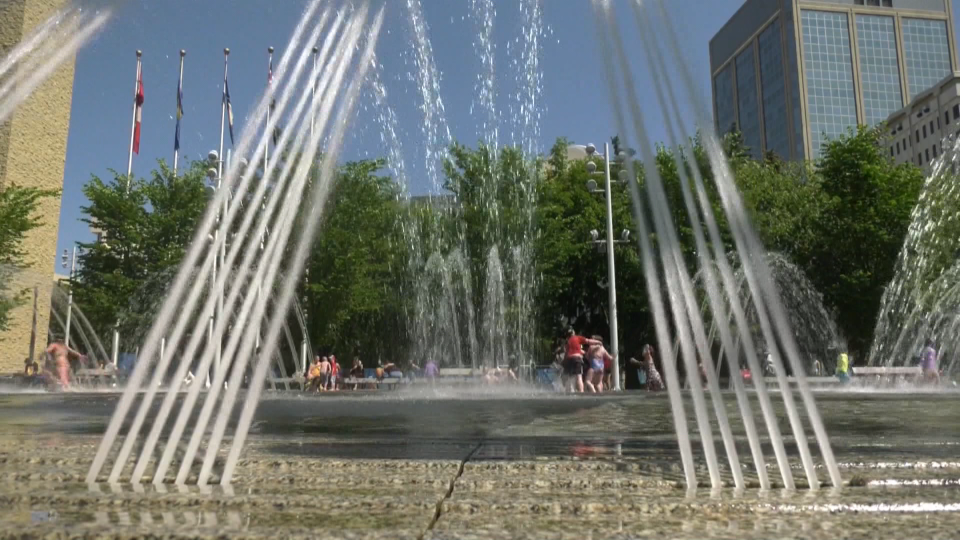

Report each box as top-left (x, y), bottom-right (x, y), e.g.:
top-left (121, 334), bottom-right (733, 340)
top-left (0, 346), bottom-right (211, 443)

top-left (930, 120), bottom-right (935, 133)
top-left (923, 125), bottom-right (927, 138)
top-left (758, 20), bottom-right (790, 159)
top-left (736, 46), bottom-right (762, 159)
top-left (802, 10), bottom-right (858, 157)
top-left (897, 141), bottom-right (901, 154)
top-left (933, 145), bottom-right (938, 158)
top-left (714, 65), bottom-right (736, 136)
top-left (856, 14), bottom-right (902, 126)
top-left (946, 111), bottom-right (950, 125)
top-left (916, 130), bottom-right (920, 143)
top-left (954, 104), bottom-right (960, 120)
top-left (902, 18), bottom-right (952, 99)
top-left (926, 148), bottom-right (930, 162)
top-left (785, 15), bottom-right (805, 159)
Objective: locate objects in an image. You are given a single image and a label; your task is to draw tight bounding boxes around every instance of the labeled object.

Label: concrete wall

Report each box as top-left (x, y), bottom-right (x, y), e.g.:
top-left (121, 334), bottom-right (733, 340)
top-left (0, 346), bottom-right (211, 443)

top-left (0, 0), bottom-right (74, 373)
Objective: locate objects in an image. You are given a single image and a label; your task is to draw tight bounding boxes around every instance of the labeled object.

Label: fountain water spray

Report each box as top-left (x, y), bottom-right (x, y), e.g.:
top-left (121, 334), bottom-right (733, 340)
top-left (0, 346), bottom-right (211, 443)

top-left (87, 1), bottom-right (383, 486)
top-left (590, 0), bottom-right (842, 490)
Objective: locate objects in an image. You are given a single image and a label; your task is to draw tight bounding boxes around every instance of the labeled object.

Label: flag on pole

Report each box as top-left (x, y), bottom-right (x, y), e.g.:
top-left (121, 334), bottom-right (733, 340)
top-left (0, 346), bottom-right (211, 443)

top-left (174, 74), bottom-right (183, 152)
top-left (224, 77), bottom-right (234, 145)
top-left (132, 69), bottom-right (144, 154)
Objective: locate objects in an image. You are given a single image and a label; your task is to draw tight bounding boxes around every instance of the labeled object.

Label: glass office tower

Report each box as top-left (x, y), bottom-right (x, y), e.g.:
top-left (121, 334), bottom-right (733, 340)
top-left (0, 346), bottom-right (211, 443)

top-left (710, 0), bottom-right (958, 160)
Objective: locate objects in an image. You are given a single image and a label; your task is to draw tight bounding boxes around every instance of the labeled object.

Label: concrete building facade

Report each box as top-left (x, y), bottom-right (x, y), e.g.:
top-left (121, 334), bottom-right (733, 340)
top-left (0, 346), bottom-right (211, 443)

top-left (711, 0), bottom-right (959, 160)
top-left (885, 71), bottom-right (960, 168)
top-left (0, 0), bottom-right (74, 373)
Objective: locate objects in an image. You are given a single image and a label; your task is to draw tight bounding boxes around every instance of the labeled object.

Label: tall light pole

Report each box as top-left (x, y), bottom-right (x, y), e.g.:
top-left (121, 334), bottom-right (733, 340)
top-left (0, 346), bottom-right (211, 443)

top-left (61, 247), bottom-right (77, 348)
top-left (206, 150), bottom-right (248, 387)
top-left (582, 142), bottom-right (631, 391)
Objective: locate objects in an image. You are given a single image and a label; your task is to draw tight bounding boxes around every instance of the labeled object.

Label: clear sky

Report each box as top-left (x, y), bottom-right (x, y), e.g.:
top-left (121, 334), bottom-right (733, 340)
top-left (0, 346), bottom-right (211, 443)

top-left (51, 0), bottom-right (960, 273)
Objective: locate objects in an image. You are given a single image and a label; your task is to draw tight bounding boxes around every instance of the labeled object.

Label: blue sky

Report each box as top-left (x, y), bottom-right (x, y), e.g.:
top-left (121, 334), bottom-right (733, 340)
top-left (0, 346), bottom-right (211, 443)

top-left (52, 0), bottom-right (960, 273)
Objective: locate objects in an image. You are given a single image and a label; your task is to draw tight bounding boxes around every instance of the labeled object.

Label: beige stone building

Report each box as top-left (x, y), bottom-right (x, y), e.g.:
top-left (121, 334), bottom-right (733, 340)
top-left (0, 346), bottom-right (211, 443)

top-left (0, 0), bottom-right (74, 373)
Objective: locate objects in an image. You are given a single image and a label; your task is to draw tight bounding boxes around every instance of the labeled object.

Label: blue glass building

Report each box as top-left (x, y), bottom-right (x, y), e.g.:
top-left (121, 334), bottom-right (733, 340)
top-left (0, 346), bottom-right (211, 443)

top-left (710, 0), bottom-right (958, 159)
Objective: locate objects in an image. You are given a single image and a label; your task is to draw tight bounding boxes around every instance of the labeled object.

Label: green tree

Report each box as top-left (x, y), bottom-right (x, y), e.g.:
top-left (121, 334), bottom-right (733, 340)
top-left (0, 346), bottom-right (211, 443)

top-left (304, 159), bottom-right (407, 363)
top-left (73, 163), bottom-right (208, 339)
top-left (809, 126), bottom-right (924, 356)
top-left (0, 184), bottom-right (58, 335)
top-left (535, 138), bottom-right (651, 355)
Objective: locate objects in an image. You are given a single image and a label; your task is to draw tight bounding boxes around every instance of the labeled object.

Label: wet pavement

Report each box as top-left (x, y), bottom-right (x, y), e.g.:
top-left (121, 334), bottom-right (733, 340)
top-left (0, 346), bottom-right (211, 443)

top-left (1, 385), bottom-right (959, 538)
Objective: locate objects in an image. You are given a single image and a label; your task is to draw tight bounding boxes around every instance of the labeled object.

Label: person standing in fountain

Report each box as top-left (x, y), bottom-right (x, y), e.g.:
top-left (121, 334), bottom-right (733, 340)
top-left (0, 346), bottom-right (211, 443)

top-left (835, 351), bottom-right (850, 384)
top-left (641, 345), bottom-right (664, 391)
top-left (45, 340), bottom-right (82, 390)
top-left (584, 336), bottom-right (613, 393)
top-left (424, 359), bottom-right (439, 384)
top-left (563, 329), bottom-right (601, 393)
top-left (921, 339), bottom-right (940, 384)
top-left (318, 356), bottom-right (331, 392)
top-left (306, 356), bottom-right (323, 392)
top-left (328, 356), bottom-right (340, 391)
top-left (349, 357), bottom-right (364, 390)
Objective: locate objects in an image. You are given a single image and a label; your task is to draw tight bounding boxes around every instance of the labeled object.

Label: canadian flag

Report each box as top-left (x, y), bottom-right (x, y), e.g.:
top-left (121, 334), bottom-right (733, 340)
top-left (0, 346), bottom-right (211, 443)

top-left (133, 68), bottom-right (144, 154)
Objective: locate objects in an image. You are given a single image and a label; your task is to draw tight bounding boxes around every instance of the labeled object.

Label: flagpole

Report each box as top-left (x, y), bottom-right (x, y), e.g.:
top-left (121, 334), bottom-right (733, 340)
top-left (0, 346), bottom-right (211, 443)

top-left (208, 47), bottom-right (229, 383)
top-left (126, 50), bottom-right (142, 181)
top-left (311, 46), bottom-right (318, 138)
top-left (266, 46), bottom-right (274, 166)
top-left (173, 49), bottom-right (185, 175)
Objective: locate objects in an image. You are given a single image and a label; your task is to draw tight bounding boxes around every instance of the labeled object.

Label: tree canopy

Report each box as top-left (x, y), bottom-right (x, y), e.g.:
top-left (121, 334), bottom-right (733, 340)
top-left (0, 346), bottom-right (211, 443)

top-left (0, 184), bottom-right (57, 335)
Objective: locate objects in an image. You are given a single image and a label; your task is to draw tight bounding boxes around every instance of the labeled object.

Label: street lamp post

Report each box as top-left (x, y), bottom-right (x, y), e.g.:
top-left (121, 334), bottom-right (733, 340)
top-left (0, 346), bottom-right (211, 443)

top-left (583, 142), bottom-right (626, 391)
top-left (61, 247), bottom-right (78, 348)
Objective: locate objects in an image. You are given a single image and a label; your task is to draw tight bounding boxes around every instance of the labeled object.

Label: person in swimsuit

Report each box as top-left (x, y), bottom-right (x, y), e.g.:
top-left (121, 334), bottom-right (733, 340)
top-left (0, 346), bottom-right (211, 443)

top-left (584, 336), bottom-right (612, 393)
top-left (45, 341), bottom-right (81, 390)
top-left (563, 329), bottom-right (601, 393)
top-left (318, 356), bottom-right (331, 390)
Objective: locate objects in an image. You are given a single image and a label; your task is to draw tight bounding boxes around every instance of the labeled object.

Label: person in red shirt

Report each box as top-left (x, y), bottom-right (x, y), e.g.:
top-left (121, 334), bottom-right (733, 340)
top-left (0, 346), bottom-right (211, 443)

top-left (329, 355), bottom-right (340, 391)
top-left (563, 329), bottom-right (601, 393)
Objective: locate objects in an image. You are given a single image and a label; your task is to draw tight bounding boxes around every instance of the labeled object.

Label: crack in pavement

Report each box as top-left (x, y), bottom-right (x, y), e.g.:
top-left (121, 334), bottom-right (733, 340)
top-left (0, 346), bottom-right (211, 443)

top-left (418, 441), bottom-right (483, 540)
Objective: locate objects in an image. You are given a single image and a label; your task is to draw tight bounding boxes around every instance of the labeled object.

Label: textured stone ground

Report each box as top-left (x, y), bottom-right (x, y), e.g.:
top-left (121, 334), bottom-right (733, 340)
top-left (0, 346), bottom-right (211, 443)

top-left (3, 390), bottom-right (960, 538)
top-left (3, 433), bottom-right (960, 540)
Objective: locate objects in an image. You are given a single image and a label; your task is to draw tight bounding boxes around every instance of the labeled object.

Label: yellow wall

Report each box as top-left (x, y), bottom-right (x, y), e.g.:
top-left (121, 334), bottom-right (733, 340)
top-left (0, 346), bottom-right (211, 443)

top-left (0, 0), bottom-right (74, 373)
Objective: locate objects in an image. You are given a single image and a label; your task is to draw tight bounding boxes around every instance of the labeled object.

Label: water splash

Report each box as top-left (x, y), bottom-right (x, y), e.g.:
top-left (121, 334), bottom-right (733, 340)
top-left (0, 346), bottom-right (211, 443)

top-left (870, 134), bottom-right (960, 370)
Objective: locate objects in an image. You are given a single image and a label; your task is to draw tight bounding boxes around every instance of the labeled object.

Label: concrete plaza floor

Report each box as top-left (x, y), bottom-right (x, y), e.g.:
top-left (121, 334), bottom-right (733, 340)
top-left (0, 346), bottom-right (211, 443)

top-left (1, 388), bottom-right (959, 539)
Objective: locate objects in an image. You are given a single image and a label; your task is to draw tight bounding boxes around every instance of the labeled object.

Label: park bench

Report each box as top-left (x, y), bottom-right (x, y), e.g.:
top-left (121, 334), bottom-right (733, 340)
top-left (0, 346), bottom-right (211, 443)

top-left (437, 368), bottom-right (481, 381)
top-left (74, 368), bottom-right (120, 387)
top-left (341, 376), bottom-right (401, 390)
top-left (851, 366), bottom-right (922, 384)
top-left (851, 366), bottom-right (922, 376)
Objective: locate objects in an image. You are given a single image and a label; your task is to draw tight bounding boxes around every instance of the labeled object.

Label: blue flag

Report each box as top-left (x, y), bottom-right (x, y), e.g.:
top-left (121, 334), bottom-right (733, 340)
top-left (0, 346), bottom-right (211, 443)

top-left (224, 77), bottom-right (235, 145)
top-left (174, 77), bottom-right (183, 152)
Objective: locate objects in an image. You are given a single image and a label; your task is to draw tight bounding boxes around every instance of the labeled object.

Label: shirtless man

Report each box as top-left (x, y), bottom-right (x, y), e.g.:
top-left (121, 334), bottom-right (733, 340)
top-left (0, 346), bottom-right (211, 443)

top-left (318, 356), bottom-right (331, 391)
top-left (45, 341), bottom-right (81, 389)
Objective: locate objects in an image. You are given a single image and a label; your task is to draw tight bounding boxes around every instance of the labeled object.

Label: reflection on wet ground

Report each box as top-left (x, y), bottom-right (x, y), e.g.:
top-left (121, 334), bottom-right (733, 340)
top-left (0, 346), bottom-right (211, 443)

top-left (1, 387), bottom-right (959, 538)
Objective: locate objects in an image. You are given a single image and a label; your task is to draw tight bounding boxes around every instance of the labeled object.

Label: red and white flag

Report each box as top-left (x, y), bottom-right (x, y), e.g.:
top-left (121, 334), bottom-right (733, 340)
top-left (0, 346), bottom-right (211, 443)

top-left (132, 68), bottom-right (144, 154)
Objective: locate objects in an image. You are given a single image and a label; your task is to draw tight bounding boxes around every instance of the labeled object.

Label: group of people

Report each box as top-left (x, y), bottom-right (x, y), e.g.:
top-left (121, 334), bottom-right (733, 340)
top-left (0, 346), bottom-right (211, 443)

top-left (557, 329), bottom-right (666, 393)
